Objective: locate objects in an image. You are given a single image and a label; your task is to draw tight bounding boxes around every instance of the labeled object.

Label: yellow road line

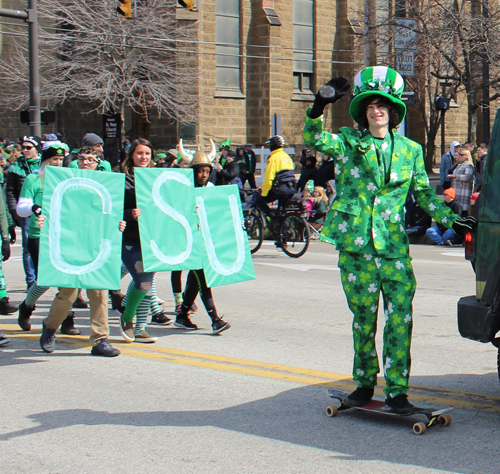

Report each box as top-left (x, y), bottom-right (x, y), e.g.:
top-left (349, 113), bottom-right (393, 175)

top-left (2, 323), bottom-right (500, 414)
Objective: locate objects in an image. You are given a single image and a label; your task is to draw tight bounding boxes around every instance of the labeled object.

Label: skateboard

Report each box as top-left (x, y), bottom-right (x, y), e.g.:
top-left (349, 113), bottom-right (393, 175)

top-left (326, 389), bottom-right (453, 435)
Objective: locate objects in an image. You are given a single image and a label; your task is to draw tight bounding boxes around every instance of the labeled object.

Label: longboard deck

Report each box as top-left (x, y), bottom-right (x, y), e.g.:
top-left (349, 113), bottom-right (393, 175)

top-left (327, 388), bottom-right (453, 418)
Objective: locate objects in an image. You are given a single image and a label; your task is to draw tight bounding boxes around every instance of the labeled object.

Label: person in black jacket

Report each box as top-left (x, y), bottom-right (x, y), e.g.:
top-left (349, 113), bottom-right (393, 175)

top-left (213, 152), bottom-right (240, 186)
top-left (6, 136), bottom-right (41, 290)
top-left (119, 139), bottom-right (157, 343)
top-left (297, 148), bottom-right (318, 192)
top-left (242, 143), bottom-right (257, 189)
top-left (314, 154), bottom-right (335, 189)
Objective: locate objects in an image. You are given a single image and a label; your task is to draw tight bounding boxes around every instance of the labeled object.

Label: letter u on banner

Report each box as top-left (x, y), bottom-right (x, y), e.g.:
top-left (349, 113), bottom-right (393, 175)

top-left (196, 185), bottom-right (255, 288)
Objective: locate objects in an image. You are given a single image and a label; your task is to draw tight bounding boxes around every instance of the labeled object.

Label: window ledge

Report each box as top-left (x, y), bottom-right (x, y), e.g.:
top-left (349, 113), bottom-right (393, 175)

top-left (291, 92), bottom-right (315, 102)
top-left (214, 90), bottom-right (246, 99)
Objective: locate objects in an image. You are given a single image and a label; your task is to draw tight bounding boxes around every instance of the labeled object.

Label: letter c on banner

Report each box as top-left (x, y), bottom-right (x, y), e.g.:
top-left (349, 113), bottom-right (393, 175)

top-left (150, 172), bottom-right (193, 265)
top-left (196, 193), bottom-right (245, 276)
top-left (49, 178), bottom-right (112, 274)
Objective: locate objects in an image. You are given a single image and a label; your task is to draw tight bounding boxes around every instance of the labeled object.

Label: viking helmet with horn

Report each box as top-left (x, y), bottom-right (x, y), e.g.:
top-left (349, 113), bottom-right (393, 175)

top-left (178, 139), bottom-right (195, 164)
top-left (190, 139), bottom-right (216, 170)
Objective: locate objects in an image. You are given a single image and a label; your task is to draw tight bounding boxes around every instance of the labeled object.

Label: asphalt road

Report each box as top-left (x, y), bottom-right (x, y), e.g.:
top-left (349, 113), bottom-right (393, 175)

top-left (1, 238), bottom-right (500, 474)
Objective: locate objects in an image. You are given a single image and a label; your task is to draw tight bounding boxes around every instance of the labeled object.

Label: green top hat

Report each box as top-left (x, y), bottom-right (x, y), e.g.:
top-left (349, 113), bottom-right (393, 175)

top-left (219, 138), bottom-right (231, 151)
top-left (349, 66), bottom-right (406, 126)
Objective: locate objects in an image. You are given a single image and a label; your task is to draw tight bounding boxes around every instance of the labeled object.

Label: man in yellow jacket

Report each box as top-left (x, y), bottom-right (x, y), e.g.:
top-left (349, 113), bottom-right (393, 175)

top-left (253, 135), bottom-right (295, 224)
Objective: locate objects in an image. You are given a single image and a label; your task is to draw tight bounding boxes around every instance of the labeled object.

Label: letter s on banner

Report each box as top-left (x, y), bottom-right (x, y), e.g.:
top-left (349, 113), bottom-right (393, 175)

top-left (150, 172), bottom-right (194, 265)
top-left (49, 178), bottom-right (112, 274)
top-left (196, 193), bottom-right (245, 276)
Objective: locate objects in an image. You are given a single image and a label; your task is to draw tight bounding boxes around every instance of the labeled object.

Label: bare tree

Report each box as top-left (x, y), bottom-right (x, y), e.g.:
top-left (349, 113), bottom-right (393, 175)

top-left (0, 0), bottom-right (196, 136)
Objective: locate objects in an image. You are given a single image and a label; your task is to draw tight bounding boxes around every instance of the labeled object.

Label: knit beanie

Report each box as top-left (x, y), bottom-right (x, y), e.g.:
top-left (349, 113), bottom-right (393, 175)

top-left (82, 133), bottom-right (104, 147)
top-left (41, 143), bottom-right (65, 162)
top-left (22, 136), bottom-right (42, 153)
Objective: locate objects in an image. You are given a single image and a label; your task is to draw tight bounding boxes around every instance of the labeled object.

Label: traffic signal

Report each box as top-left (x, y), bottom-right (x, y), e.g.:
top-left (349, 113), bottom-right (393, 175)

top-left (178, 0), bottom-right (195, 10)
top-left (117, 0), bottom-right (133, 18)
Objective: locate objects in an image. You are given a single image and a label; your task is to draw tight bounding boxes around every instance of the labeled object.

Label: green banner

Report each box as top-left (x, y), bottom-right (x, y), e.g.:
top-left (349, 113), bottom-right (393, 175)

top-left (37, 167), bottom-right (125, 290)
top-left (197, 185), bottom-right (255, 287)
top-left (135, 167), bottom-right (202, 272)
top-left (135, 168), bottom-right (255, 287)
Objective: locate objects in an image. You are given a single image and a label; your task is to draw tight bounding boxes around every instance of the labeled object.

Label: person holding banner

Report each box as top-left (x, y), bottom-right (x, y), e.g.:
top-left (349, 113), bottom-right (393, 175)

top-left (119, 139), bottom-right (158, 343)
top-left (38, 148), bottom-right (124, 356)
top-left (173, 149), bottom-right (231, 334)
top-left (16, 144), bottom-right (76, 333)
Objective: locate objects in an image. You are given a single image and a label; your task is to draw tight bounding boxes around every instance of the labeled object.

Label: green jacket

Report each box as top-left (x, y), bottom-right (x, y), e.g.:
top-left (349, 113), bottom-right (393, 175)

top-left (303, 109), bottom-right (458, 258)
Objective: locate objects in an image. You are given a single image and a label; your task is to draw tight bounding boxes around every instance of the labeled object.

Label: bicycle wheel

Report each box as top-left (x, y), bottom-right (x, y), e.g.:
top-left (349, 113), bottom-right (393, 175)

top-left (245, 209), bottom-right (264, 254)
top-left (278, 213), bottom-right (310, 258)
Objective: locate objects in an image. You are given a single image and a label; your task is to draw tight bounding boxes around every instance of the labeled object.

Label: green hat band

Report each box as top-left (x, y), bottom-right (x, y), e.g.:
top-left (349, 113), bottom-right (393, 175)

top-left (353, 66), bottom-right (404, 99)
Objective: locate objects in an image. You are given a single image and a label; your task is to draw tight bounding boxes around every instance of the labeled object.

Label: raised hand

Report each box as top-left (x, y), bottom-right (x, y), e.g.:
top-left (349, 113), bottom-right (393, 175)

top-left (310, 76), bottom-right (351, 119)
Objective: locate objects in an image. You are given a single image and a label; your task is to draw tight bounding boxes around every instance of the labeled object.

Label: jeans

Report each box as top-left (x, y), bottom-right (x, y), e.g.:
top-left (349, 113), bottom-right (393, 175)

top-left (21, 218), bottom-right (36, 284)
top-left (426, 226), bottom-right (456, 245)
top-left (121, 243), bottom-right (155, 292)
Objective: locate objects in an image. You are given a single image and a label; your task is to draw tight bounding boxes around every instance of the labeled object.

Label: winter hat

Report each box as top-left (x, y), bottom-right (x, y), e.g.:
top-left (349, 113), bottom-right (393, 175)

top-left (349, 66), bottom-right (406, 126)
top-left (43, 133), bottom-right (60, 150)
top-left (443, 188), bottom-right (456, 199)
top-left (155, 153), bottom-right (167, 163)
top-left (82, 133), bottom-right (104, 147)
top-left (304, 179), bottom-right (315, 193)
top-left (41, 142), bottom-right (65, 162)
top-left (22, 136), bottom-right (42, 153)
top-left (450, 141), bottom-right (461, 155)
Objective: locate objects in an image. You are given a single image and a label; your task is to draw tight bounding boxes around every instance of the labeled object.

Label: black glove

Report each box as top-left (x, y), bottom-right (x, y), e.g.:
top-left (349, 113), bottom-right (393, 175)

top-left (32, 204), bottom-right (42, 217)
top-left (8, 225), bottom-right (16, 244)
top-left (2, 240), bottom-right (10, 262)
top-left (452, 216), bottom-right (477, 235)
top-left (309, 76), bottom-right (351, 119)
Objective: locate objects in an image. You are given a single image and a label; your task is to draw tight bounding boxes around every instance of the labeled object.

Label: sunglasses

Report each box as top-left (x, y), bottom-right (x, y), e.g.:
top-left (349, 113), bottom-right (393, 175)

top-left (22, 146), bottom-right (34, 150)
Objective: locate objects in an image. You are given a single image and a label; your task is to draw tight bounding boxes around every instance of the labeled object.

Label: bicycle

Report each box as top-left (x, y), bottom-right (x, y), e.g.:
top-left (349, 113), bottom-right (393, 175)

top-left (243, 195), bottom-right (310, 258)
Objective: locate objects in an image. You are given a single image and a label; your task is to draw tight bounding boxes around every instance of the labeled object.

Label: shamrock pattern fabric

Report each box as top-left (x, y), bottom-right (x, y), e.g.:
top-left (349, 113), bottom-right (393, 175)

top-left (339, 252), bottom-right (416, 397)
top-left (303, 108), bottom-right (459, 258)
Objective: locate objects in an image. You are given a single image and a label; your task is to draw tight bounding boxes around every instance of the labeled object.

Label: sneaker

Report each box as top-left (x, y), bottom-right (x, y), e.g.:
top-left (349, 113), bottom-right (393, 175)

top-left (72, 296), bottom-right (88, 309)
top-left (385, 394), bottom-right (415, 414)
top-left (174, 314), bottom-right (198, 330)
top-left (18, 301), bottom-right (33, 332)
top-left (151, 312), bottom-right (173, 325)
top-left (40, 321), bottom-right (56, 353)
top-left (0, 333), bottom-right (9, 346)
top-left (0, 297), bottom-right (18, 315)
top-left (344, 387), bottom-right (374, 407)
top-left (212, 318), bottom-right (231, 335)
top-left (110, 291), bottom-right (125, 310)
top-left (60, 312), bottom-right (81, 335)
top-left (174, 302), bottom-right (182, 314)
top-left (91, 339), bottom-right (120, 357)
top-left (134, 330), bottom-right (158, 343)
top-left (190, 302), bottom-right (198, 313)
top-left (119, 315), bottom-right (135, 342)
top-left (443, 240), bottom-right (453, 246)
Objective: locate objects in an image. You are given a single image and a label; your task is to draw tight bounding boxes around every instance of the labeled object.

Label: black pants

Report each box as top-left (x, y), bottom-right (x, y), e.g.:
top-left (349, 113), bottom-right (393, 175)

top-left (242, 173), bottom-right (256, 189)
top-left (181, 269), bottom-right (218, 321)
top-left (27, 237), bottom-right (40, 278)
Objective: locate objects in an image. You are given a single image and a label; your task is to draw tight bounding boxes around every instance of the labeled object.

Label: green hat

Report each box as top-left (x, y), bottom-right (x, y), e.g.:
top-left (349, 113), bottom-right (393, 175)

top-left (349, 66), bottom-right (406, 126)
top-left (219, 139), bottom-right (231, 151)
top-left (155, 153), bottom-right (167, 162)
top-left (304, 180), bottom-right (315, 193)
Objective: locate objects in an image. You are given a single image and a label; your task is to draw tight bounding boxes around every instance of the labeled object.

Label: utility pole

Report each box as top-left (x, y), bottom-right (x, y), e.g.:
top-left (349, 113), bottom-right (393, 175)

top-left (0, 1), bottom-right (41, 137)
top-left (482, 0), bottom-right (490, 143)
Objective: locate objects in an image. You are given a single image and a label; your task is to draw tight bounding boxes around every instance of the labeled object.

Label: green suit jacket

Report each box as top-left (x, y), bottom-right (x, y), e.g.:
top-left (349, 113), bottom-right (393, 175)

top-left (303, 108), bottom-right (458, 258)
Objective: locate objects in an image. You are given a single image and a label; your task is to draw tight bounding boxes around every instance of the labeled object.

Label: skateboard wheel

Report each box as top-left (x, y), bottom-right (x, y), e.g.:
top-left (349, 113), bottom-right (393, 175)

top-left (413, 422), bottom-right (426, 435)
top-left (438, 414), bottom-right (452, 426)
top-left (326, 405), bottom-right (338, 417)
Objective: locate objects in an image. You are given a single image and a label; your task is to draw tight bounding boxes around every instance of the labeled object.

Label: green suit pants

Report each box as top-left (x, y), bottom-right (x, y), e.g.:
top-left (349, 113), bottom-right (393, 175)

top-left (338, 251), bottom-right (416, 397)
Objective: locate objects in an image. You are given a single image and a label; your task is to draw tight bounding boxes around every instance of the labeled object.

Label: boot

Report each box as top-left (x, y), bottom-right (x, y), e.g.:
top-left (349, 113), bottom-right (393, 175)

top-left (18, 301), bottom-right (33, 331)
top-left (110, 291), bottom-right (125, 310)
top-left (0, 297), bottom-right (18, 315)
top-left (60, 311), bottom-right (81, 335)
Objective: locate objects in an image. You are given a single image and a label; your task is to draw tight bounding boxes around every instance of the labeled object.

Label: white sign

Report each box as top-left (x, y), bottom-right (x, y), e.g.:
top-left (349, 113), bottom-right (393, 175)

top-left (394, 19), bottom-right (417, 50)
top-left (396, 52), bottom-right (415, 77)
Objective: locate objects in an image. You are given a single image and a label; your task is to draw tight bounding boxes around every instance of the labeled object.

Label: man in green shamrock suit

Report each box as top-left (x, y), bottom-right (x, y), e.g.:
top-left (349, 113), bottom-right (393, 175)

top-left (303, 66), bottom-right (475, 413)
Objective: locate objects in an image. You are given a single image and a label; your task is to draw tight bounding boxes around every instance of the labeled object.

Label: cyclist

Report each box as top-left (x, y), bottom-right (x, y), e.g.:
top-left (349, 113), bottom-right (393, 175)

top-left (253, 135), bottom-right (295, 226)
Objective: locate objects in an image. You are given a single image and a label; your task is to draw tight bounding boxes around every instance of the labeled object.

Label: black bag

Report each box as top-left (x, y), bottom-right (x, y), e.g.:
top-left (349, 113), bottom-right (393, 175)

top-left (272, 169), bottom-right (296, 196)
